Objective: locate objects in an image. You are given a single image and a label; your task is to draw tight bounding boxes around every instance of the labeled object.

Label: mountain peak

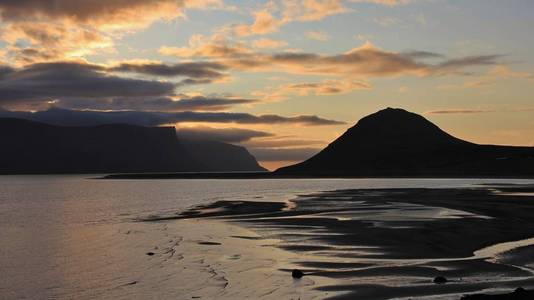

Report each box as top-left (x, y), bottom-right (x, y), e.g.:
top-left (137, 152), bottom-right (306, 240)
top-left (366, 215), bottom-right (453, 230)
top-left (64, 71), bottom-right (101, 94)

top-left (341, 107), bottom-right (455, 146)
top-left (276, 108), bottom-right (534, 176)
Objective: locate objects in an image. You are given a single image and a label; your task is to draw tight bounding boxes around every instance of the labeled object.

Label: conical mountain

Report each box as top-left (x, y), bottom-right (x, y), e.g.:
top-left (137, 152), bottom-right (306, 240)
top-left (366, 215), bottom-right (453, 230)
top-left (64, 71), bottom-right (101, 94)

top-left (276, 108), bottom-right (534, 176)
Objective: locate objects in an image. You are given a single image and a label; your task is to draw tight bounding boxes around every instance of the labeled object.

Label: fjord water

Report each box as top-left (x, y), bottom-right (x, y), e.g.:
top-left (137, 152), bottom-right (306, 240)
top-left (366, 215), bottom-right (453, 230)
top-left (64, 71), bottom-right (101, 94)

top-left (1, 176), bottom-right (534, 299)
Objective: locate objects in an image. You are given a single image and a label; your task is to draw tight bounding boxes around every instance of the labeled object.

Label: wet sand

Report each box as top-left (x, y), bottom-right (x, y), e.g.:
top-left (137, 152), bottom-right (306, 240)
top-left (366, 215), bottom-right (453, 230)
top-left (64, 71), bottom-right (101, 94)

top-left (142, 184), bottom-right (534, 299)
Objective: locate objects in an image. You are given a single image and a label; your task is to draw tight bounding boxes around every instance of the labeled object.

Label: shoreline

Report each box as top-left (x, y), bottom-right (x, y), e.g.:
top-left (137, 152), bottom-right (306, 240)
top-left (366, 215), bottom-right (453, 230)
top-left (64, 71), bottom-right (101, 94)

top-left (152, 218), bottom-right (341, 299)
top-left (102, 172), bottom-right (534, 180)
top-left (143, 184), bottom-right (534, 299)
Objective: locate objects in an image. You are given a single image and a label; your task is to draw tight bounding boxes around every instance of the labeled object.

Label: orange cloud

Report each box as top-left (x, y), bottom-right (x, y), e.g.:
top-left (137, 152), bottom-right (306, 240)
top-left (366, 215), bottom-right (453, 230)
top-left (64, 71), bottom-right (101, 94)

top-left (161, 39), bottom-right (501, 81)
top-left (350, 0), bottom-right (411, 6)
top-left (229, 0), bottom-right (350, 37)
top-left (284, 0), bottom-right (350, 22)
top-left (0, 0), bottom-right (229, 64)
top-left (251, 38), bottom-right (289, 49)
top-left (252, 78), bottom-right (371, 102)
top-left (159, 34), bottom-right (252, 58)
top-left (234, 10), bottom-right (286, 36)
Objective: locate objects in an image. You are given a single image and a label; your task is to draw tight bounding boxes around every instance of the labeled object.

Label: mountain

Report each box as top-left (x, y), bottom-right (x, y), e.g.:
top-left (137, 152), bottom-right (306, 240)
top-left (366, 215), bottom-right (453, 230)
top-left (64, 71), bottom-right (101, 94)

top-left (0, 118), bottom-right (265, 174)
top-left (276, 108), bottom-right (534, 176)
top-left (180, 139), bottom-right (265, 172)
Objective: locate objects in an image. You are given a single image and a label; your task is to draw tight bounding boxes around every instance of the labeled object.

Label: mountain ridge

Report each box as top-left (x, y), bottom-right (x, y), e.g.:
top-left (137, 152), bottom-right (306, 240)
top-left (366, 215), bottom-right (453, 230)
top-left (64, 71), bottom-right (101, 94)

top-left (0, 118), bottom-right (265, 174)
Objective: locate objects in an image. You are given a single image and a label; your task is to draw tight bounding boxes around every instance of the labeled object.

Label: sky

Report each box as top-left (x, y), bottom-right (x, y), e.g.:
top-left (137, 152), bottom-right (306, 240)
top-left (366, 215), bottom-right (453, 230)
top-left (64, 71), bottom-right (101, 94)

top-left (0, 0), bottom-right (533, 170)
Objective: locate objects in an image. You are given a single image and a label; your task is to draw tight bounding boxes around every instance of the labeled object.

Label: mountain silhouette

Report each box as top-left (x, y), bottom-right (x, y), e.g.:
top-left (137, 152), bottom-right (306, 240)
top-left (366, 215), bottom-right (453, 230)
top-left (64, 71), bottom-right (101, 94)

top-left (276, 108), bottom-right (534, 176)
top-left (0, 118), bottom-right (265, 174)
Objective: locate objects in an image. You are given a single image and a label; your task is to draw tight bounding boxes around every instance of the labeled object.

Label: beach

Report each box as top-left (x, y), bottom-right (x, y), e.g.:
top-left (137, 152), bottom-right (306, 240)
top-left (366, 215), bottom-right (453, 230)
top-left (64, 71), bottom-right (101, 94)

top-left (143, 183), bottom-right (534, 299)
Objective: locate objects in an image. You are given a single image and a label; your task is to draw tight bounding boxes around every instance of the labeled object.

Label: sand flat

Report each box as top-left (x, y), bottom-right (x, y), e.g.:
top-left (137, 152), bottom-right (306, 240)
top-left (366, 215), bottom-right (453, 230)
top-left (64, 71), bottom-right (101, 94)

top-left (154, 185), bottom-right (534, 299)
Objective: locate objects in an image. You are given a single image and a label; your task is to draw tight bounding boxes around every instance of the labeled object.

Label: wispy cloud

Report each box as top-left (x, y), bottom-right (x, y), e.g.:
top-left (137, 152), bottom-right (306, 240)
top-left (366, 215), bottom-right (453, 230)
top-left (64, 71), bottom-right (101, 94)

top-left (177, 126), bottom-right (273, 143)
top-left (426, 107), bottom-right (534, 115)
top-left (253, 78), bottom-right (371, 102)
top-left (306, 30), bottom-right (330, 41)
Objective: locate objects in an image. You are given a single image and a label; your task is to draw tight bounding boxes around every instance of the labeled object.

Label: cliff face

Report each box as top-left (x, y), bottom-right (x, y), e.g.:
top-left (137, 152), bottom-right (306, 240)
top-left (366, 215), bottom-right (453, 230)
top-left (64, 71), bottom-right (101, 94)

top-left (0, 118), bottom-right (265, 174)
top-left (276, 108), bottom-right (534, 176)
top-left (180, 139), bottom-right (267, 172)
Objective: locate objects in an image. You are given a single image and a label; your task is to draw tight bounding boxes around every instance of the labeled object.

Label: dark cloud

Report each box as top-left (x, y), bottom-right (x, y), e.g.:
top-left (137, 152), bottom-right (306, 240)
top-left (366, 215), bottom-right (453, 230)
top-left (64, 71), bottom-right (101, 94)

top-left (0, 66), bottom-right (14, 80)
top-left (54, 96), bottom-right (256, 112)
top-left (0, 108), bottom-right (344, 127)
top-left (0, 61), bottom-right (242, 111)
top-left (0, 62), bottom-right (175, 108)
top-left (435, 55), bottom-right (502, 71)
top-left (137, 96), bottom-right (255, 111)
top-left (401, 50), bottom-right (445, 59)
top-left (110, 61), bottom-right (229, 79)
top-left (249, 147), bottom-right (321, 161)
top-left (176, 127), bottom-right (273, 143)
top-left (0, 0), bottom-right (184, 22)
top-left (176, 78), bottom-right (219, 87)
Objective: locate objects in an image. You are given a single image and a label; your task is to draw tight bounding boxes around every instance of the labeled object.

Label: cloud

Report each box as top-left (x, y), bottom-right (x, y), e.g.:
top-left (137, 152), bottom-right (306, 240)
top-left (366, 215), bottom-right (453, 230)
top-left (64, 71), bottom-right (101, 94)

top-left (1, 21), bottom-right (114, 64)
top-left (0, 0), bottom-right (229, 63)
top-left (159, 33), bottom-right (252, 58)
top-left (283, 0), bottom-right (350, 22)
top-left (465, 65), bottom-right (534, 87)
top-left (253, 78), bottom-right (370, 101)
top-left (305, 30), bottom-right (330, 41)
top-left (0, 0), bottom-right (184, 25)
top-left (433, 55), bottom-right (501, 74)
top-left (426, 107), bottom-right (534, 115)
top-left (350, 0), bottom-right (411, 6)
top-left (251, 38), bottom-right (288, 49)
top-left (373, 16), bottom-right (401, 27)
top-left (402, 50), bottom-right (445, 60)
top-left (436, 65), bottom-right (533, 89)
top-left (0, 107), bottom-right (345, 127)
top-left (229, 0), bottom-right (350, 37)
top-left (233, 9), bottom-right (286, 36)
top-left (0, 61), bottom-right (175, 110)
top-left (56, 96), bottom-right (257, 112)
top-left (176, 126), bottom-right (273, 143)
top-left (426, 109), bottom-right (495, 115)
top-left (0, 61), bottom-right (250, 111)
top-left (283, 79), bottom-right (371, 95)
top-left (110, 61), bottom-right (229, 79)
top-left (161, 41), bottom-right (501, 79)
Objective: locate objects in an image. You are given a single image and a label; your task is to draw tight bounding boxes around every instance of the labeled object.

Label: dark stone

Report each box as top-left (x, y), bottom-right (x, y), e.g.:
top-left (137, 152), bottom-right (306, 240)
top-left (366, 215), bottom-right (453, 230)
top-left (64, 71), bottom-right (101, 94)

top-left (146, 252), bottom-right (155, 256)
top-left (198, 241), bottom-right (222, 245)
top-left (292, 269), bottom-right (304, 279)
top-left (433, 276), bottom-right (447, 284)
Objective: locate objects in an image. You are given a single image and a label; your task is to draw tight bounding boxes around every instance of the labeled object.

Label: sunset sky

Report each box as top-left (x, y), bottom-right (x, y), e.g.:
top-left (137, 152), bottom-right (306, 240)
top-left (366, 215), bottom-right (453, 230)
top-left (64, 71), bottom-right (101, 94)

top-left (1, 0), bottom-right (533, 170)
